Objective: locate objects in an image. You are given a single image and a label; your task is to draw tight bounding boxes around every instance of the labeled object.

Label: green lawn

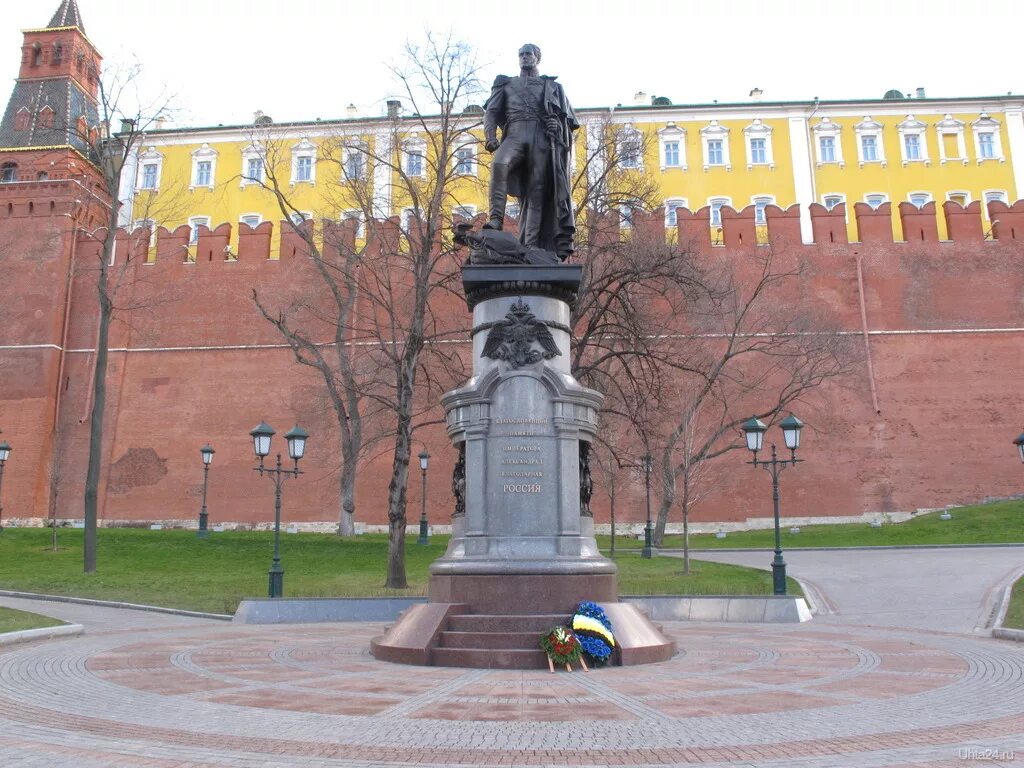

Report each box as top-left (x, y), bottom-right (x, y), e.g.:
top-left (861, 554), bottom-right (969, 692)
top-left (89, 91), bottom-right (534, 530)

top-left (0, 528), bottom-right (796, 614)
top-left (0, 606), bottom-right (65, 634)
top-left (1005, 577), bottom-right (1024, 630)
top-left (601, 499), bottom-right (1024, 551)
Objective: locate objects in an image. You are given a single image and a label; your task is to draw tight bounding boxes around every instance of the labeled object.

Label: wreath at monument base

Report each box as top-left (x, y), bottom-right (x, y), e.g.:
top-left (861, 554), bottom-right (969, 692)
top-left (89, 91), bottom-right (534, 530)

top-left (538, 602), bottom-right (616, 672)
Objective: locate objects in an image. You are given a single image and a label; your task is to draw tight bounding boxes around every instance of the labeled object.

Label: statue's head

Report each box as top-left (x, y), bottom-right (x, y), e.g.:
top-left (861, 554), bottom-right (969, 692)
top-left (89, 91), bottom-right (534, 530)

top-left (518, 44), bottom-right (541, 69)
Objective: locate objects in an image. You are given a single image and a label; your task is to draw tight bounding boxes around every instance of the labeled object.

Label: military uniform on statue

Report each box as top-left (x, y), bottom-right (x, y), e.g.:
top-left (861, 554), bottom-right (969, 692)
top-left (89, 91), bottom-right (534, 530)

top-left (371, 45), bottom-right (676, 669)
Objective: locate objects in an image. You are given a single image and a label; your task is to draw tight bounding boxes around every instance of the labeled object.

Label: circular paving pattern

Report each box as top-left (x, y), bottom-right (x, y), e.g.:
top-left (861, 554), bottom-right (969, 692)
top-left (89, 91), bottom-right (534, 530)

top-left (1, 617), bottom-right (1023, 766)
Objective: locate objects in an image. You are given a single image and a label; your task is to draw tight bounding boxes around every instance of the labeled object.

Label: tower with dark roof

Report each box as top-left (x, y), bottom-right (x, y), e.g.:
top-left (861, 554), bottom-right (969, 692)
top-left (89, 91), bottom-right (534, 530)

top-left (0, 0), bottom-right (102, 181)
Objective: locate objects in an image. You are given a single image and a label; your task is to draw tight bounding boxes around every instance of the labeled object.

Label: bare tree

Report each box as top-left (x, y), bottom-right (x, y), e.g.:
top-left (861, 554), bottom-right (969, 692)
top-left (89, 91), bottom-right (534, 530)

top-left (649, 247), bottom-right (859, 549)
top-left (67, 64), bottom-right (176, 572)
top-left (252, 35), bottom-right (482, 586)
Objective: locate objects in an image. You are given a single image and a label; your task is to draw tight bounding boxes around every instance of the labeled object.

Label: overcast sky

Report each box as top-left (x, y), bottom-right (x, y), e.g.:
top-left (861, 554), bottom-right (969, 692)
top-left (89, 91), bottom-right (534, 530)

top-left (4, 0), bottom-right (1023, 127)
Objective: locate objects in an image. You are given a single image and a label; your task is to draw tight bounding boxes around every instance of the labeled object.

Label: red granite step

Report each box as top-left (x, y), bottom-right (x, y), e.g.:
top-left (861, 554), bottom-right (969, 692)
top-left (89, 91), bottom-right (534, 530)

top-left (446, 613), bottom-right (567, 633)
top-left (437, 630), bottom-right (541, 650)
top-left (432, 646), bottom-right (550, 669)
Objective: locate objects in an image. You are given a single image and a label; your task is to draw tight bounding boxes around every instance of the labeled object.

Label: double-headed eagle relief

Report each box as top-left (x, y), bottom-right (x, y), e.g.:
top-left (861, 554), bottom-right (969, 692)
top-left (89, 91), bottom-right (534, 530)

top-left (481, 299), bottom-right (561, 369)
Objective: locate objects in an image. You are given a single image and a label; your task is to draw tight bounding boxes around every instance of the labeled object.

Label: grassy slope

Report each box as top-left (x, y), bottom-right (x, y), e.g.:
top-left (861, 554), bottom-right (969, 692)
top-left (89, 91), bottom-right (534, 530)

top-left (0, 528), bottom-right (797, 614)
top-left (601, 500), bottom-right (1024, 550)
top-left (1004, 578), bottom-right (1024, 630)
top-left (0, 607), bottom-right (64, 633)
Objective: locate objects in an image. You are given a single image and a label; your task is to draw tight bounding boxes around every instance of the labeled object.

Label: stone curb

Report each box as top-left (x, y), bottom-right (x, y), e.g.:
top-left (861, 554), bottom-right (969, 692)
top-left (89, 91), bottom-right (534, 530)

top-left (0, 590), bottom-right (232, 621)
top-left (655, 543), bottom-right (1024, 553)
top-left (0, 623), bottom-right (84, 646)
top-left (233, 595), bottom-right (812, 624)
top-left (990, 566), bottom-right (1024, 641)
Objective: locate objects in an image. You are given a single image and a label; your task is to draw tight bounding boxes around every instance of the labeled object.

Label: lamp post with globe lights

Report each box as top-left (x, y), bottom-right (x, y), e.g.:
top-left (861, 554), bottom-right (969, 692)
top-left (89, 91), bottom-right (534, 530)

top-left (250, 422), bottom-right (309, 598)
top-left (197, 444), bottom-right (214, 538)
top-left (742, 414), bottom-right (804, 595)
top-left (417, 450), bottom-right (430, 545)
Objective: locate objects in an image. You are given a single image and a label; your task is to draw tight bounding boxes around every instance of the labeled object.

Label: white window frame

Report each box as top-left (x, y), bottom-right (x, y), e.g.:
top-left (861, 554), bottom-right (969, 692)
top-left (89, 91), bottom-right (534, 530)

top-left (136, 147), bottom-right (163, 191)
top-left (983, 189), bottom-right (1008, 212)
top-left (864, 193), bottom-right (888, 210)
top-left (751, 195), bottom-right (775, 225)
top-left (945, 190), bottom-right (971, 207)
top-left (290, 139), bottom-right (317, 185)
top-left (664, 198), bottom-right (687, 227)
top-left (342, 140), bottom-right (368, 181)
top-left (240, 144), bottom-right (266, 188)
top-left (707, 196), bottom-right (732, 227)
top-left (658, 123), bottom-right (686, 170)
top-left (402, 206), bottom-right (422, 233)
top-left (188, 216), bottom-right (211, 245)
top-left (934, 114), bottom-right (966, 165)
top-left (340, 209), bottom-right (365, 238)
top-left (743, 119), bottom-right (774, 170)
top-left (133, 218), bottom-right (158, 248)
top-left (822, 193), bottom-right (846, 212)
top-left (617, 125), bottom-right (643, 171)
top-left (452, 204), bottom-right (477, 221)
top-left (897, 115), bottom-right (930, 166)
top-left (505, 201), bottom-right (521, 221)
top-left (239, 213), bottom-right (263, 229)
top-left (907, 191), bottom-right (932, 209)
top-left (190, 143), bottom-right (217, 191)
top-left (403, 137), bottom-right (427, 178)
top-left (971, 114), bottom-right (1004, 164)
top-left (288, 211), bottom-right (313, 227)
top-left (452, 143), bottom-right (477, 176)
top-left (700, 120), bottom-right (731, 171)
top-left (812, 118), bottom-right (844, 167)
top-left (854, 116), bottom-right (886, 167)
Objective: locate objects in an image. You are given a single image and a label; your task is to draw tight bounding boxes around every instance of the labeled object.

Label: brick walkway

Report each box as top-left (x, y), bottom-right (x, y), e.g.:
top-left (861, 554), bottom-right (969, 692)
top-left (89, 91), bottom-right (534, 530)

top-left (0, 597), bottom-right (1021, 766)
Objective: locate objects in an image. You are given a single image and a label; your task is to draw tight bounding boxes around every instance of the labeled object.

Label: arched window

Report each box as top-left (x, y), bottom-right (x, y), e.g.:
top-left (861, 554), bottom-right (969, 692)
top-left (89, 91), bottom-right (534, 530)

top-left (52, 43), bottom-right (63, 65)
top-left (1, 163), bottom-right (17, 183)
top-left (31, 43), bottom-right (42, 67)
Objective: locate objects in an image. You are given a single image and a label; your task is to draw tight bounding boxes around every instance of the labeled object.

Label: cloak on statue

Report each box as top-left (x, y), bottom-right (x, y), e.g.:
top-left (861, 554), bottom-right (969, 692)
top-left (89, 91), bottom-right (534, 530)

top-left (484, 74), bottom-right (579, 259)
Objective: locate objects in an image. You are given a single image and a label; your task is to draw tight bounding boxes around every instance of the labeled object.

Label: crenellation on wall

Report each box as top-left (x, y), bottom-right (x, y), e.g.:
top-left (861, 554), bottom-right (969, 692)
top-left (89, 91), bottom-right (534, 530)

top-left (720, 205), bottom-right (758, 248)
top-left (987, 200), bottom-right (1024, 240)
top-left (853, 202), bottom-right (895, 243)
top-left (898, 201), bottom-right (940, 243)
top-left (943, 200), bottom-right (984, 242)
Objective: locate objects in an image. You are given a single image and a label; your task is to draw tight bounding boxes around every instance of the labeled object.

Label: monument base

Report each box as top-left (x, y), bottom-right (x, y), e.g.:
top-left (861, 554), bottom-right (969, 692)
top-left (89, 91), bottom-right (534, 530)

top-left (371, 573), bottom-right (677, 669)
top-left (428, 572), bottom-right (617, 615)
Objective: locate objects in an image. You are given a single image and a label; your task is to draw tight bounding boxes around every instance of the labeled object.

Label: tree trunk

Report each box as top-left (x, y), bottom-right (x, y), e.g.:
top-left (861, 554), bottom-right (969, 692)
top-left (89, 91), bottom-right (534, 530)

top-left (83, 263), bottom-right (111, 573)
top-left (384, 372), bottom-right (415, 588)
top-left (682, 474), bottom-right (691, 575)
top-left (338, 432), bottom-right (356, 536)
top-left (653, 448), bottom-right (675, 547)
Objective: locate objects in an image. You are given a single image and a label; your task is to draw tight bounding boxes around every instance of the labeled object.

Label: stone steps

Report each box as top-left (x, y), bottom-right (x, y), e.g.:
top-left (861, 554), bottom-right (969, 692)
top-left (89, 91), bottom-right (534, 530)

top-left (438, 630), bottom-right (541, 650)
top-left (432, 646), bottom-right (550, 669)
top-left (446, 613), bottom-right (567, 633)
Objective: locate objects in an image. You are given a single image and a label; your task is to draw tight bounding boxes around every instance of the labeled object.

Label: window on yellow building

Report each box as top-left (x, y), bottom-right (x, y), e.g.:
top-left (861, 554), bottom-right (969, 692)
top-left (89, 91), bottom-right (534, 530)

top-left (904, 134), bottom-right (921, 161)
top-left (861, 135), bottom-right (878, 162)
top-left (972, 114), bottom-right (1003, 162)
top-left (908, 193), bottom-right (931, 209)
top-left (978, 133), bottom-right (995, 159)
top-left (341, 210), bottom-right (365, 238)
top-left (752, 195), bottom-right (774, 224)
top-left (240, 214), bottom-right (262, 229)
top-left (865, 194), bottom-right (887, 210)
top-left (823, 194), bottom-right (845, 211)
top-left (664, 198), bottom-right (686, 227)
top-left (946, 191), bottom-right (970, 207)
top-left (659, 123), bottom-right (686, 169)
top-left (664, 141), bottom-right (680, 167)
top-left (708, 197), bottom-right (731, 226)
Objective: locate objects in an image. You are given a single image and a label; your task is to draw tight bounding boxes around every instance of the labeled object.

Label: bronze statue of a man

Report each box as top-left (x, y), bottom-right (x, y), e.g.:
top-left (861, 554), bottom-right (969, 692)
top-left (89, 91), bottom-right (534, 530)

top-left (483, 44), bottom-right (578, 260)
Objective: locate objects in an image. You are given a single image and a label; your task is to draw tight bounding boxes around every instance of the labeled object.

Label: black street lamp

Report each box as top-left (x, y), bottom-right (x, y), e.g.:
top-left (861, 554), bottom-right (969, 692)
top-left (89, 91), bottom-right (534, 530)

top-left (197, 443), bottom-right (214, 538)
top-left (742, 414), bottom-right (804, 596)
top-left (1014, 429), bottom-right (1024, 464)
top-left (0, 439), bottom-right (10, 533)
top-left (641, 453), bottom-right (656, 559)
top-left (417, 449), bottom-right (430, 545)
top-left (250, 422), bottom-right (309, 598)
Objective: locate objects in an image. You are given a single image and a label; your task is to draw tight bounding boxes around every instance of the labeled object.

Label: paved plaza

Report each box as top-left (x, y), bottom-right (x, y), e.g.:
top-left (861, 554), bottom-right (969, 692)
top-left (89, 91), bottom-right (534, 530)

top-left (0, 547), bottom-right (1022, 767)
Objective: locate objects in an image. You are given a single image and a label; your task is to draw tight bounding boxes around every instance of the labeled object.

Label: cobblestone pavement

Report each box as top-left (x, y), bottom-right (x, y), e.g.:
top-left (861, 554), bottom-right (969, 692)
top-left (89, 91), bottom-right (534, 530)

top-left (1, 580), bottom-right (1023, 766)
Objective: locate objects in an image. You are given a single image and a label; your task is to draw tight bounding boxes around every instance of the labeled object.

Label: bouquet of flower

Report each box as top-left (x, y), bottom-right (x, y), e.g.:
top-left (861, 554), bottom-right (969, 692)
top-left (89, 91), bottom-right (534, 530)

top-left (572, 602), bottom-right (615, 666)
top-left (539, 625), bottom-right (582, 666)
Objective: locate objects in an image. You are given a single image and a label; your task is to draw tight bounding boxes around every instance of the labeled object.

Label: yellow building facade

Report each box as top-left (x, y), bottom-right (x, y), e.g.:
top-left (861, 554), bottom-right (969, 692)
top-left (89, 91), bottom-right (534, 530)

top-left (122, 93), bottom-right (1024, 250)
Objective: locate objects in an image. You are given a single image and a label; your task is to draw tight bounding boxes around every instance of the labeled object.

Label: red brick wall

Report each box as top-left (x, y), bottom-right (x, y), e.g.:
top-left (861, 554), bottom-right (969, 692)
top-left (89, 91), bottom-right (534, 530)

top-left (1, 189), bottom-right (1023, 528)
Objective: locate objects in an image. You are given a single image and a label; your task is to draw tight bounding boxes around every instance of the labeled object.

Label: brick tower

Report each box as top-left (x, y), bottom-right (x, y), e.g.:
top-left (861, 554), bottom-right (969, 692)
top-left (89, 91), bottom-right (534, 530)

top-left (0, 1), bottom-right (109, 521)
top-left (0, 0), bottom-right (102, 182)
